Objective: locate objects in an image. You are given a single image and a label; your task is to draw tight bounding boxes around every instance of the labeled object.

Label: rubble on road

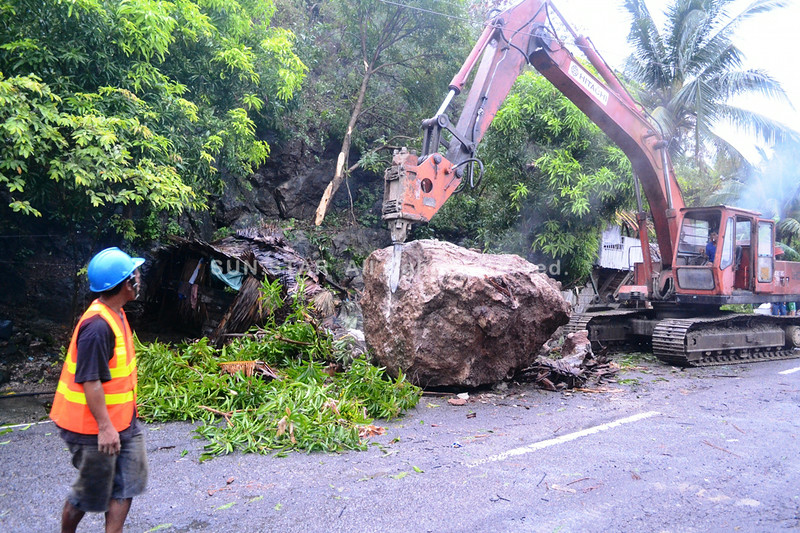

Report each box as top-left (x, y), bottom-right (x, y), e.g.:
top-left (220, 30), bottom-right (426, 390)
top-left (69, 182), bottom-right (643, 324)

top-left (516, 331), bottom-right (619, 390)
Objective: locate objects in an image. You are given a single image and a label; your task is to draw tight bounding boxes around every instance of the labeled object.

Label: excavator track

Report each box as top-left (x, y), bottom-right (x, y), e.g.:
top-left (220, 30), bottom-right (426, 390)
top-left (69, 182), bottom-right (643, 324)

top-left (568, 311), bottom-right (800, 367)
top-left (566, 308), bottom-right (651, 349)
top-left (652, 315), bottom-right (800, 367)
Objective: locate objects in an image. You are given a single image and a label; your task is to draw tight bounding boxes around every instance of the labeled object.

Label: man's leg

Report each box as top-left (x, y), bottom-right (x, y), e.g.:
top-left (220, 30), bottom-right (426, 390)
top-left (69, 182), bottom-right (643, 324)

top-left (105, 497), bottom-right (132, 533)
top-left (61, 499), bottom-right (84, 533)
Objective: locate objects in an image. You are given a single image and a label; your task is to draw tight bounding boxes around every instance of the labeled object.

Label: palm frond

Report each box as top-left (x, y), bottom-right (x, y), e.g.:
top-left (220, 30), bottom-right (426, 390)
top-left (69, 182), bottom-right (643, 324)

top-left (715, 104), bottom-right (800, 145)
top-left (777, 218), bottom-right (800, 239)
top-left (705, 133), bottom-right (747, 165)
top-left (623, 0), bottom-right (671, 89)
top-left (714, 69), bottom-right (790, 102)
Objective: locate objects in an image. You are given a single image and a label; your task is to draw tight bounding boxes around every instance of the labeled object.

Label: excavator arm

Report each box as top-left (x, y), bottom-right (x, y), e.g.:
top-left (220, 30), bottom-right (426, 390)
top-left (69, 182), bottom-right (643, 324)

top-left (382, 0), bottom-right (685, 276)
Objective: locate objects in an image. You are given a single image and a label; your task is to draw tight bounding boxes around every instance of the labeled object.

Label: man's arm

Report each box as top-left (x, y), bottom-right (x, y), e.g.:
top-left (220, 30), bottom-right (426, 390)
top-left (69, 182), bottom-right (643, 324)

top-left (73, 317), bottom-right (118, 453)
top-left (83, 380), bottom-right (120, 455)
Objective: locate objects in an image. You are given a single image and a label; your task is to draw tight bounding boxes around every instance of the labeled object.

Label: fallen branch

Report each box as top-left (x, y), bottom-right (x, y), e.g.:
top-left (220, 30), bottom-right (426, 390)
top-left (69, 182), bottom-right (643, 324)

top-left (199, 405), bottom-right (235, 427)
top-left (702, 439), bottom-right (742, 458)
top-left (566, 477), bottom-right (591, 486)
top-left (574, 387), bottom-right (625, 394)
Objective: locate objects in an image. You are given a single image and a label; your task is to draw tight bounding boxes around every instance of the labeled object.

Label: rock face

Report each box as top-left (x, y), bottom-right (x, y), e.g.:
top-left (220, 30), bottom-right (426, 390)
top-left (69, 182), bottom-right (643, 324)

top-left (361, 240), bottom-right (571, 388)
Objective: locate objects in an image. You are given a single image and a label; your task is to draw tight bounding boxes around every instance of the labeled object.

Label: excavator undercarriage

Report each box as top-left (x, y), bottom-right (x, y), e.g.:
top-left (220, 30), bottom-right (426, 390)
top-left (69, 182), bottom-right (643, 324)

top-left (566, 309), bottom-right (800, 367)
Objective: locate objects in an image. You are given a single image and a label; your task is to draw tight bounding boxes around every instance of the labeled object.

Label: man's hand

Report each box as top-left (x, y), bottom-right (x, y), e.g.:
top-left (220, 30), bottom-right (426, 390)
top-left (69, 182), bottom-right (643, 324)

top-left (97, 423), bottom-right (121, 455)
top-left (83, 380), bottom-right (120, 455)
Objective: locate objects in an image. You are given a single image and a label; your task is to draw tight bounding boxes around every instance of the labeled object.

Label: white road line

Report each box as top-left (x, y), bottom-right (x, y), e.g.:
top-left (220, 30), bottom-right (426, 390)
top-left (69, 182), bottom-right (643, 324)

top-left (465, 411), bottom-right (660, 468)
top-left (0, 420), bottom-right (54, 431)
top-left (779, 366), bottom-right (800, 375)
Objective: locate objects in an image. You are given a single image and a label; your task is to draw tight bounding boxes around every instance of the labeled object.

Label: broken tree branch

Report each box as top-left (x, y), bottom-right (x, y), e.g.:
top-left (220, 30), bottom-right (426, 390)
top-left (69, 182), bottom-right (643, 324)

top-left (199, 405), bottom-right (234, 427)
top-left (702, 439), bottom-right (742, 458)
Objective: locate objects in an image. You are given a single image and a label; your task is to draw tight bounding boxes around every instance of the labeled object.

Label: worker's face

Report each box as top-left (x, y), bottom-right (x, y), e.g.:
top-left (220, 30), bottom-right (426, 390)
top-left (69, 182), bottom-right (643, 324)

top-left (127, 270), bottom-right (141, 300)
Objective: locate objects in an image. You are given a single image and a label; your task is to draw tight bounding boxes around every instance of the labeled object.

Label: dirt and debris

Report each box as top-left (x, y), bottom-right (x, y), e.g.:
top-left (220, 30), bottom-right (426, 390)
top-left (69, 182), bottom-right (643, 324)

top-left (141, 227), bottom-right (340, 343)
top-left (0, 318), bottom-right (66, 392)
top-left (515, 331), bottom-right (619, 391)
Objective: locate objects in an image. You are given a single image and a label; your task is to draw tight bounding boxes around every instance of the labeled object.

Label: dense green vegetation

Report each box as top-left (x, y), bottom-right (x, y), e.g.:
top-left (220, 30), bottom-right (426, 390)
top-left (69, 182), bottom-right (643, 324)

top-left (1, 0), bottom-right (796, 281)
top-left (137, 279), bottom-right (421, 458)
top-left (0, 0), bottom-right (305, 238)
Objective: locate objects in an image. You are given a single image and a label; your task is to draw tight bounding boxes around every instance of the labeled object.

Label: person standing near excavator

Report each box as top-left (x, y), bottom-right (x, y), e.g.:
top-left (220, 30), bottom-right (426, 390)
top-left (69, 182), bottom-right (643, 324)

top-left (50, 247), bottom-right (148, 533)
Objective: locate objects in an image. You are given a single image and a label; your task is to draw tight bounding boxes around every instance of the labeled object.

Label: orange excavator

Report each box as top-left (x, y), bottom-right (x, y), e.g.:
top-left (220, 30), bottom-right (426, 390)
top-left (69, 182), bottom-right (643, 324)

top-left (381, 0), bottom-right (800, 366)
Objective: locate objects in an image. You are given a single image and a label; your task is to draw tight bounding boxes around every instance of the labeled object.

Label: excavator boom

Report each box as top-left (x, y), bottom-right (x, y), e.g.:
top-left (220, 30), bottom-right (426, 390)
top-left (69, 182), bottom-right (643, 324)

top-left (383, 0), bottom-right (682, 271)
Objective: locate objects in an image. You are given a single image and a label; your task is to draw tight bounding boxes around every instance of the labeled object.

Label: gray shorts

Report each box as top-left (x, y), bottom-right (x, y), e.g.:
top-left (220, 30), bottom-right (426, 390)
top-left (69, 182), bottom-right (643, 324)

top-left (67, 432), bottom-right (148, 512)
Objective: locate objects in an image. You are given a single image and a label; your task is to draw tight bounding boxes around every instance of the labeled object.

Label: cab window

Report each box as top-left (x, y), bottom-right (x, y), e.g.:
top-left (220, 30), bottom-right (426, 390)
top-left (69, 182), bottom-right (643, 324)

top-left (720, 218), bottom-right (734, 269)
top-left (757, 221), bottom-right (774, 283)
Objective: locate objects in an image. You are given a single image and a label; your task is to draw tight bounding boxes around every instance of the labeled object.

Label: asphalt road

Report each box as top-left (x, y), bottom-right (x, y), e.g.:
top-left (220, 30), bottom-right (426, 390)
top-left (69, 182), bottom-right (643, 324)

top-left (1, 354), bottom-right (798, 532)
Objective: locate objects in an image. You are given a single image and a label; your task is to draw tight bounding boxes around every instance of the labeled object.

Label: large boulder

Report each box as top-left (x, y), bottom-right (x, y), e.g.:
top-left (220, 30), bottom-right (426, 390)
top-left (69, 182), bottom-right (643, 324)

top-left (361, 240), bottom-right (571, 388)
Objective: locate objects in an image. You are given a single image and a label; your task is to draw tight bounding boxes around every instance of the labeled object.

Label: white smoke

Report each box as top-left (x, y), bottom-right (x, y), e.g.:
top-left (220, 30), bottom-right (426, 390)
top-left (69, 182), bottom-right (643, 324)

top-left (736, 140), bottom-right (800, 219)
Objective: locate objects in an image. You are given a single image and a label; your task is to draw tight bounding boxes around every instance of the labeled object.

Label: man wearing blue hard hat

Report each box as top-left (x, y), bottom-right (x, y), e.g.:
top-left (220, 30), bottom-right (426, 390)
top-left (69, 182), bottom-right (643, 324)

top-left (50, 247), bottom-right (148, 533)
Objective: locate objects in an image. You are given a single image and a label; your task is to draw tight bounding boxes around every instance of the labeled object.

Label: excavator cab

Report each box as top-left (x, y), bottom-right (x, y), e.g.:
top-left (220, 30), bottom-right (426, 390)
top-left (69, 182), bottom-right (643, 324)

top-left (671, 206), bottom-right (777, 304)
top-left (675, 210), bottom-right (721, 267)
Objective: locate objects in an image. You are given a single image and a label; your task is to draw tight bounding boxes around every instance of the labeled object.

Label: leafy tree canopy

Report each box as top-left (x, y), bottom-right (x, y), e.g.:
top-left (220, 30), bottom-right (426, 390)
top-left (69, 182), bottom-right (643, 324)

top-left (0, 0), bottom-right (306, 238)
top-left (313, 0), bottom-right (475, 224)
top-left (271, 0), bottom-right (473, 223)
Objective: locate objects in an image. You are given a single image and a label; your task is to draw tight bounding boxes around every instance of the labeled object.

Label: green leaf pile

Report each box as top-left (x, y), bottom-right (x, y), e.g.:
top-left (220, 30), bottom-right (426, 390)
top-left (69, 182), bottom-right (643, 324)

top-left (136, 279), bottom-right (421, 460)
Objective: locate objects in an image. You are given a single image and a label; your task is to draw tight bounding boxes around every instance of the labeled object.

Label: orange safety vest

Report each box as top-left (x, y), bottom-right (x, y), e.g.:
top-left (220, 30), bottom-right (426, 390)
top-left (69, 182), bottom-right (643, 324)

top-left (50, 299), bottom-right (137, 434)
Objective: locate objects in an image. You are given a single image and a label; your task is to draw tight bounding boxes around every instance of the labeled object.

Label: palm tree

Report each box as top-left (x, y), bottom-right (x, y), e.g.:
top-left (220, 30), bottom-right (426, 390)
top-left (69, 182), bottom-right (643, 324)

top-left (622, 0), bottom-right (795, 167)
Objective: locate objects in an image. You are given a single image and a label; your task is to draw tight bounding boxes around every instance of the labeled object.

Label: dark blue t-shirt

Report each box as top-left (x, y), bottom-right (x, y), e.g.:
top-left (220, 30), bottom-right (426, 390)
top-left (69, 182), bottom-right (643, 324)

top-left (705, 242), bottom-right (716, 260)
top-left (59, 315), bottom-right (141, 444)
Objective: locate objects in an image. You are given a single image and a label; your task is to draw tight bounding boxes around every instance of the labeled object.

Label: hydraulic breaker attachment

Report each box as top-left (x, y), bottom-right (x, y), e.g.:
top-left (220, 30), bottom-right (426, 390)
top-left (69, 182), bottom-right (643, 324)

top-left (382, 148), bottom-right (462, 245)
top-left (382, 148), bottom-right (462, 292)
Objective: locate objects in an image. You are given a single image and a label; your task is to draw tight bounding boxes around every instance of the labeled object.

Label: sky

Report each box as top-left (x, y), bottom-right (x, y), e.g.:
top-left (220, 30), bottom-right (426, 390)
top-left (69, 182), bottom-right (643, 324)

top-left (544, 0), bottom-right (800, 163)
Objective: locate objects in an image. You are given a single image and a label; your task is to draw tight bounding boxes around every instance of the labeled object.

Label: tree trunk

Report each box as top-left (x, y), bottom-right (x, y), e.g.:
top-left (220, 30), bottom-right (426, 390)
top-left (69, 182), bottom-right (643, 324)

top-left (315, 70), bottom-right (372, 226)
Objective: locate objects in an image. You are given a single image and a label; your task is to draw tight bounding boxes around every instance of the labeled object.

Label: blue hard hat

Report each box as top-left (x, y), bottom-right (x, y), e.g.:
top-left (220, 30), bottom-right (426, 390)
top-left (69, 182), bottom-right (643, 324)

top-left (87, 247), bottom-right (145, 292)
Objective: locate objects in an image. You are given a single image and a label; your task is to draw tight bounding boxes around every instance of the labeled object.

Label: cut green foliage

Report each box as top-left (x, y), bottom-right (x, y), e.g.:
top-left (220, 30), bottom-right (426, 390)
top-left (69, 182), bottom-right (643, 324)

top-left (215, 502), bottom-right (236, 511)
top-left (145, 525), bottom-right (173, 533)
top-left (616, 352), bottom-right (657, 370)
top-left (137, 278), bottom-right (421, 460)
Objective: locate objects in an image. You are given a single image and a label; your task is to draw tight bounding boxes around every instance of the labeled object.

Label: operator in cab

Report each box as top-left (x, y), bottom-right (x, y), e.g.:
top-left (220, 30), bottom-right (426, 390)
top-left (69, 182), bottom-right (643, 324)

top-left (705, 232), bottom-right (718, 263)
